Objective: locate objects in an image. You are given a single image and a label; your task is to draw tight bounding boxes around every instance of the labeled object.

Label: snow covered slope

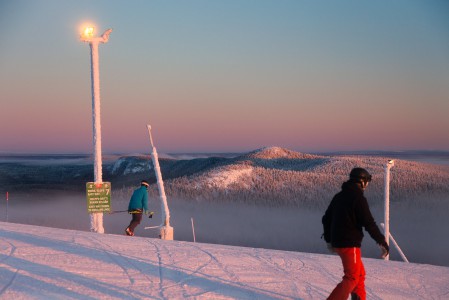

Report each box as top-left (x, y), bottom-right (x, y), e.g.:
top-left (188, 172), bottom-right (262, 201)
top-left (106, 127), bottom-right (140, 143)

top-left (0, 222), bottom-right (448, 299)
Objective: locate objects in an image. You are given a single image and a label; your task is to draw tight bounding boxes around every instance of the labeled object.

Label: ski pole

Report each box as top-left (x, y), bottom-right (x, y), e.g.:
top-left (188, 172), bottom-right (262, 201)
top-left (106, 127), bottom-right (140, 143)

top-left (108, 210), bottom-right (129, 214)
top-left (109, 210), bottom-right (144, 214)
top-left (109, 210), bottom-right (154, 218)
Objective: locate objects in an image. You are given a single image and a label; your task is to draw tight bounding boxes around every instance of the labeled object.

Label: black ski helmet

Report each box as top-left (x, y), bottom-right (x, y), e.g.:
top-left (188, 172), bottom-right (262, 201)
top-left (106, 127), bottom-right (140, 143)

top-left (349, 168), bottom-right (372, 183)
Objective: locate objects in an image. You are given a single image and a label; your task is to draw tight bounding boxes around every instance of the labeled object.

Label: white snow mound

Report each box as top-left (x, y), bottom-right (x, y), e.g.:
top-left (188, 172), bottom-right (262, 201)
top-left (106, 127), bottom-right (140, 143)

top-left (245, 146), bottom-right (319, 160)
top-left (0, 222), bottom-right (448, 299)
top-left (205, 166), bottom-right (253, 188)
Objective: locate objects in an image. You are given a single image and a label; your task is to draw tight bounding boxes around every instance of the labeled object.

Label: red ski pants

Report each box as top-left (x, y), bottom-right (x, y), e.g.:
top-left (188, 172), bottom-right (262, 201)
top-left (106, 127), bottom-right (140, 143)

top-left (328, 247), bottom-right (366, 300)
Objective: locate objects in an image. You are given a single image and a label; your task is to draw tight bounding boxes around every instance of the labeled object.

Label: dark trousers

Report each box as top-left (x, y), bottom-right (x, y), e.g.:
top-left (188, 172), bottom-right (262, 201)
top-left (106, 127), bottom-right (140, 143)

top-left (127, 210), bottom-right (143, 232)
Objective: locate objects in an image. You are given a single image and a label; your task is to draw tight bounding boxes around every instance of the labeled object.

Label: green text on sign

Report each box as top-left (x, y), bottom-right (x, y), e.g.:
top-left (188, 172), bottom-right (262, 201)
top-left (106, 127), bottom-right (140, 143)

top-left (86, 182), bottom-right (111, 213)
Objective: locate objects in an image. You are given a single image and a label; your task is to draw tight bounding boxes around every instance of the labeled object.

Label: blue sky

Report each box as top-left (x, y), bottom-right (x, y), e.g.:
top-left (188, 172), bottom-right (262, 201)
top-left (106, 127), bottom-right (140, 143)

top-left (0, 0), bottom-right (448, 153)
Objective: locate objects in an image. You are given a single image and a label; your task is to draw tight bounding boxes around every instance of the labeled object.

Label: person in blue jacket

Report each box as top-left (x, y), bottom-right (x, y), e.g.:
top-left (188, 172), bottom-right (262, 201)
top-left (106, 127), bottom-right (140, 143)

top-left (125, 180), bottom-right (150, 236)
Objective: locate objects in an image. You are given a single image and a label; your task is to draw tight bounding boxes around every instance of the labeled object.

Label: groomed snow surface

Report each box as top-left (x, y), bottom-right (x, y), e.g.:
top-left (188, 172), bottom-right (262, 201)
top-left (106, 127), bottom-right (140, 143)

top-left (0, 222), bottom-right (448, 300)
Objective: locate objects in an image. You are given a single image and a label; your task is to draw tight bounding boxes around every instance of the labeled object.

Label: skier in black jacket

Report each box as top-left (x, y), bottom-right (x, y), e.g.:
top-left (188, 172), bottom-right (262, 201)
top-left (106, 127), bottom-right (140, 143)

top-left (322, 167), bottom-right (389, 300)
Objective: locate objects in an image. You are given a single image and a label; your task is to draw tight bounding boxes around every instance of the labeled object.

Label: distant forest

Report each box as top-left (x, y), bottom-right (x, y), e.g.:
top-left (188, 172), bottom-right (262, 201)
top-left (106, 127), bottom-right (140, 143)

top-left (1, 148), bottom-right (448, 209)
top-left (113, 148), bottom-right (449, 209)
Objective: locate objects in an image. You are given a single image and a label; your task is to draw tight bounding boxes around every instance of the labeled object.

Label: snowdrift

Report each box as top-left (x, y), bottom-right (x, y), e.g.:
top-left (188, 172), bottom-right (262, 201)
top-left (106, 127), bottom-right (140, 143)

top-left (0, 222), bottom-right (448, 299)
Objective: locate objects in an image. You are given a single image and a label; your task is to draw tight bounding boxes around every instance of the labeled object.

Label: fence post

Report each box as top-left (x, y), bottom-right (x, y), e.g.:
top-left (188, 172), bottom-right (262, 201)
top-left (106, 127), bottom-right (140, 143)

top-left (6, 191), bottom-right (8, 222)
top-left (191, 217), bottom-right (196, 243)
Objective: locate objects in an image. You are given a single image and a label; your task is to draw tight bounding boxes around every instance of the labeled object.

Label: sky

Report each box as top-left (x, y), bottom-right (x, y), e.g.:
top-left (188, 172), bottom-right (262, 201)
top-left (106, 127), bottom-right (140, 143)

top-left (1, 222), bottom-right (448, 299)
top-left (0, 0), bottom-right (448, 154)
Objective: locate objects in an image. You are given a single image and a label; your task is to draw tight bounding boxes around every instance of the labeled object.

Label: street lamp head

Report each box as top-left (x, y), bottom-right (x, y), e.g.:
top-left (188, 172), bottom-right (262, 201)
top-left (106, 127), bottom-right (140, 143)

top-left (80, 26), bottom-right (112, 44)
top-left (80, 26), bottom-right (94, 42)
top-left (84, 27), bottom-right (94, 37)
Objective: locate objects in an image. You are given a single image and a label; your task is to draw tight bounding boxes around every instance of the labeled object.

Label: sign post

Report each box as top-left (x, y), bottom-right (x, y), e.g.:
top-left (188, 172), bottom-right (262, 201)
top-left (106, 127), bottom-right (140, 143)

top-left (86, 182), bottom-right (111, 213)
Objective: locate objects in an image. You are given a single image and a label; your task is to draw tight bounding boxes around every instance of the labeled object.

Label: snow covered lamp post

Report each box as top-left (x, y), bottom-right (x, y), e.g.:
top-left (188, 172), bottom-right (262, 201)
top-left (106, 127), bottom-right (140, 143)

top-left (80, 26), bottom-right (112, 233)
top-left (383, 159), bottom-right (394, 260)
top-left (147, 125), bottom-right (174, 240)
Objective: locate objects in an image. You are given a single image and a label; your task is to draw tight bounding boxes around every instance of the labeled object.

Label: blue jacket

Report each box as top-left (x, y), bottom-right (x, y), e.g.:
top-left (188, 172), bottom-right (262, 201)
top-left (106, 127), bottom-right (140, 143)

top-left (128, 186), bottom-right (149, 212)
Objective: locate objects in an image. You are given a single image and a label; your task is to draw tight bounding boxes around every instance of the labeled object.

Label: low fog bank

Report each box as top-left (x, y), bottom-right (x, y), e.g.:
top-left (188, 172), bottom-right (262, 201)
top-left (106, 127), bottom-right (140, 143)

top-left (1, 191), bottom-right (448, 267)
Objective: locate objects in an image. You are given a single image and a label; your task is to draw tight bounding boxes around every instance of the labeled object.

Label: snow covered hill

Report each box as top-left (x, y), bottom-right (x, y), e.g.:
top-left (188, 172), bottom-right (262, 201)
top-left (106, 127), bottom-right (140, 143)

top-left (241, 146), bottom-right (320, 160)
top-left (0, 222), bottom-right (448, 300)
top-left (161, 147), bottom-right (449, 207)
top-left (2, 147), bottom-right (448, 208)
top-left (101, 146), bottom-right (449, 208)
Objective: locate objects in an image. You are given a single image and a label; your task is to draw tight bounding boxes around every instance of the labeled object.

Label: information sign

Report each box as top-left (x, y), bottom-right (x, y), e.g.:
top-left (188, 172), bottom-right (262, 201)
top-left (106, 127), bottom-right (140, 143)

top-left (86, 182), bottom-right (111, 213)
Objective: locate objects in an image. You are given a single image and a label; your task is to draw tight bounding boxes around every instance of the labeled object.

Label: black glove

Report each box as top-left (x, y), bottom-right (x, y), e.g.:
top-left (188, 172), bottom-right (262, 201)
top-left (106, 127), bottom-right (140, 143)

top-left (379, 240), bottom-right (389, 259)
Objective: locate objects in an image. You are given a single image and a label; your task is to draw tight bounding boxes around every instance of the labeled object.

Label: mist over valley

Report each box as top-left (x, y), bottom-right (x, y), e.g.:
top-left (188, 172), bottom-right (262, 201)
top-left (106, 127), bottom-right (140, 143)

top-left (1, 147), bottom-right (448, 267)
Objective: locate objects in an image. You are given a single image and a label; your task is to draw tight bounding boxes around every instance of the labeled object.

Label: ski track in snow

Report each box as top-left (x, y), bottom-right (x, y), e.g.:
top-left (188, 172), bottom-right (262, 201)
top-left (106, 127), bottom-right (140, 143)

top-left (0, 222), bottom-right (449, 299)
top-left (0, 239), bottom-right (18, 297)
top-left (265, 250), bottom-right (334, 299)
top-left (83, 235), bottom-right (159, 299)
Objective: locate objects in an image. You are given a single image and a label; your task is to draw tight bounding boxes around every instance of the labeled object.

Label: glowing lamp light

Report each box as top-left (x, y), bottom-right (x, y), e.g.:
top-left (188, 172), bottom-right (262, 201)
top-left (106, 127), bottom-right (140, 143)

top-left (84, 27), bottom-right (94, 38)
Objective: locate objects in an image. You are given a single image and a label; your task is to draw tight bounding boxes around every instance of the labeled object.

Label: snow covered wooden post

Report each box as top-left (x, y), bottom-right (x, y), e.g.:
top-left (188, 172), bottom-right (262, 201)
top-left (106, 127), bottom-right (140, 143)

top-left (147, 125), bottom-right (174, 240)
top-left (383, 159), bottom-right (394, 260)
top-left (80, 26), bottom-right (112, 234)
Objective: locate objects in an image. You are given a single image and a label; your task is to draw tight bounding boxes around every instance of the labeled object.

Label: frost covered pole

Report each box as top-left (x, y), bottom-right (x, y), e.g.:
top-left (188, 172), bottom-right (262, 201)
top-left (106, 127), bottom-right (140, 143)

top-left (80, 27), bottom-right (112, 234)
top-left (147, 125), bottom-right (174, 240)
top-left (383, 159), bottom-right (394, 260)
